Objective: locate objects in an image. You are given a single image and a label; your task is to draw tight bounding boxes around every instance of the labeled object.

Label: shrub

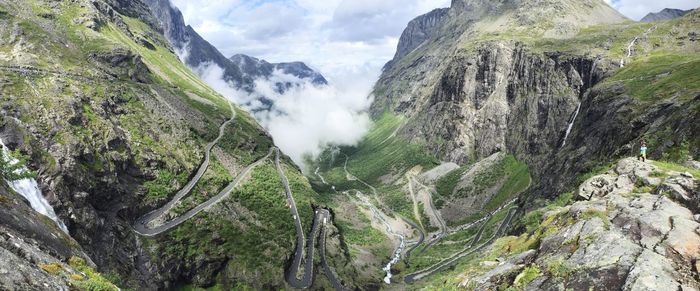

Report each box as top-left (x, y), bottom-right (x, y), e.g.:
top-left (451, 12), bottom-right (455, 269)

top-left (547, 259), bottom-right (574, 278)
top-left (514, 265), bottom-right (541, 287)
top-left (68, 256), bottom-right (119, 291)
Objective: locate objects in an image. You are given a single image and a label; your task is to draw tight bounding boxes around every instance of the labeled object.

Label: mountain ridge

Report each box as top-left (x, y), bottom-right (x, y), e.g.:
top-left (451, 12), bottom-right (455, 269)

top-left (143, 0), bottom-right (327, 95)
top-left (641, 8), bottom-right (694, 22)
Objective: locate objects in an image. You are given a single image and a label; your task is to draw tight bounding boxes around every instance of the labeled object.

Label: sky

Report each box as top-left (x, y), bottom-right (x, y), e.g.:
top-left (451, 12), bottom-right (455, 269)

top-left (171, 0), bottom-right (699, 82)
top-left (170, 0), bottom-right (699, 166)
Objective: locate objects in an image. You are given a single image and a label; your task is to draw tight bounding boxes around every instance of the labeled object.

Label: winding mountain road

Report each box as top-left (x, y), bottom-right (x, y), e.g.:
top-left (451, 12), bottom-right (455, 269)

top-left (276, 148), bottom-right (344, 290)
top-left (404, 207), bottom-right (518, 283)
top-left (134, 103), bottom-right (246, 236)
top-left (134, 148), bottom-right (273, 237)
top-left (408, 176), bottom-right (448, 254)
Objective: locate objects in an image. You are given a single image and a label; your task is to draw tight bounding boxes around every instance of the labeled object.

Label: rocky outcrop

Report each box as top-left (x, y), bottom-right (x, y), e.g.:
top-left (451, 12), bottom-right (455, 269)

top-left (392, 8), bottom-right (449, 61)
top-left (0, 181), bottom-right (99, 290)
top-left (641, 8), bottom-right (693, 23)
top-left (457, 158), bottom-right (700, 290)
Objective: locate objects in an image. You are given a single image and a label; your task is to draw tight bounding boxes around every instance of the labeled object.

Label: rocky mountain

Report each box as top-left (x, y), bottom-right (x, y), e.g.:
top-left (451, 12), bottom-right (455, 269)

top-left (310, 0), bottom-right (700, 289)
top-left (374, 0), bottom-right (698, 196)
top-left (0, 0), bottom-right (346, 289)
top-left (391, 8), bottom-right (450, 63)
top-left (641, 8), bottom-right (693, 22)
top-left (143, 0), bottom-right (327, 94)
top-left (229, 54), bottom-right (328, 90)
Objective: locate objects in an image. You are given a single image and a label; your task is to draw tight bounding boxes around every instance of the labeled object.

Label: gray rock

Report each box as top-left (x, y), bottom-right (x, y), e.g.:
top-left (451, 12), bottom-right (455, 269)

top-left (685, 160), bottom-right (700, 170)
top-left (577, 175), bottom-right (616, 200)
top-left (622, 249), bottom-right (680, 291)
top-left (656, 175), bottom-right (699, 213)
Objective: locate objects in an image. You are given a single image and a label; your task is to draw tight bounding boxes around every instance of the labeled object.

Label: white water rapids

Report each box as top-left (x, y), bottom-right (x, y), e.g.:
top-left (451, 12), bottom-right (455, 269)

top-left (0, 139), bottom-right (68, 233)
top-left (383, 235), bottom-right (405, 284)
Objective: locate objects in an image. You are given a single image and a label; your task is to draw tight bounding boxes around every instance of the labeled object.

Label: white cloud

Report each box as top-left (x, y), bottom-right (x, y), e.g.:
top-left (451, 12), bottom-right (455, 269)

top-left (194, 62), bottom-right (374, 167)
top-left (604, 0), bottom-right (699, 20)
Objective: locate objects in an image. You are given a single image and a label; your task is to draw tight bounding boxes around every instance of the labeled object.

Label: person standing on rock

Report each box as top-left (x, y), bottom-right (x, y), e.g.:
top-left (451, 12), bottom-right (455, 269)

top-left (639, 141), bottom-right (648, 162)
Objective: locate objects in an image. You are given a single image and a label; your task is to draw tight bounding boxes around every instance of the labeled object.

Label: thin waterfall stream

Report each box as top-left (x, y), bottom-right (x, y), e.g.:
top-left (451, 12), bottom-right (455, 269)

top-left (561, 103), bottom-right (581, 148)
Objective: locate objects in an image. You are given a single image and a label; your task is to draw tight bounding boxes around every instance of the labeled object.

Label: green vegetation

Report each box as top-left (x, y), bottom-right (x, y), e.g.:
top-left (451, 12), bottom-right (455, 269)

top-left (514, 266), bottom-right (541, 287)
top-left (661, 140), bottom-right (691, 164)
top-left (143, 169), bottom-right (189, 203)
top-left (319, 113), bottom-right (438, 188)
top-left (336, 220), bottom-right (386, 246)
top-left (434, 155), bottom-right (529, 227)
top-left (652, 160), bottom-right (700, 178)
top-left (605, 52), bottom-right (700, 102)
top-left (68, 256), bottom-right (120, 291)
top-left (546, 259), bottom-right (574, 278)
top-left (0, 1), bottom-right (327, 289)
top-left (149, 159), bottom-right (320, 287)
top-left (216, 108), bottom-right (274, 164)
top-left (39, 262), bottom-right (64, 275)
top-left (435, 165), bottom-right (470, 198)
top-left (483, 157), bottom-right (530, 211)
top-left (177, 283), bottom-right (254, 291)
top-left (380, 184), bottom-right (414, 220)
top-left (172, 157), bottom-right (233, 215)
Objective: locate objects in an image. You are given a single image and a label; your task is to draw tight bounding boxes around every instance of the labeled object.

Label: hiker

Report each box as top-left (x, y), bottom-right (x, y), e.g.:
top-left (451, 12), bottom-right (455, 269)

top-left (639, 142), bottom-right (648, 162)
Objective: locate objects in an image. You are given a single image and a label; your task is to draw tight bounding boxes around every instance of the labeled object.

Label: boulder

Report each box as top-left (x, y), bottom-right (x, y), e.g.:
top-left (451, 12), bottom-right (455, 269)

top-left (622, 250), bottom-right (680, 291)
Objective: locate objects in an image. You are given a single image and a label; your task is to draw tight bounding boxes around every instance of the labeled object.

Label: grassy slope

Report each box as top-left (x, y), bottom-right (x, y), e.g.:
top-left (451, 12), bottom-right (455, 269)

top-left (318, 113), bottom-right (439, 188)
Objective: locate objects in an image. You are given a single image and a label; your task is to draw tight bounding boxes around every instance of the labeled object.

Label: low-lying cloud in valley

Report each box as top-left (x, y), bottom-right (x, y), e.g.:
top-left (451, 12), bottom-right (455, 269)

top-left (194, 62), bottom-right (373, 167)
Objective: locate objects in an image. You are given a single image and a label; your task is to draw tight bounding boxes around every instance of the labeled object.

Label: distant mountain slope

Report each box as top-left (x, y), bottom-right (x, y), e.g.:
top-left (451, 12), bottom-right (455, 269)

top-left (229, 54), bottom-right (328, 89)
top-left (143, 0), bottom-right (327, 95)
top-left (641, 8), bottom-right (693, 22)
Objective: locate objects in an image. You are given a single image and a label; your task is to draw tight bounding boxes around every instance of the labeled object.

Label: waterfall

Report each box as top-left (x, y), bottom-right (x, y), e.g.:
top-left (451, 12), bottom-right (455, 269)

top-left (561, 103), bottom-right (581, 148)
top-left (0, 139), bottom-right (68, 233)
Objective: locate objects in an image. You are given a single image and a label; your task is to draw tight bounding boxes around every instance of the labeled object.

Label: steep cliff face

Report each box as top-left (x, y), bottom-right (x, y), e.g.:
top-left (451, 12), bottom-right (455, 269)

top-left (142, 0), bottom-right (248, 86)
top-left (373, 0), bottom-right (700, 197)
top-left (392, 8), bottom-right (449, 62)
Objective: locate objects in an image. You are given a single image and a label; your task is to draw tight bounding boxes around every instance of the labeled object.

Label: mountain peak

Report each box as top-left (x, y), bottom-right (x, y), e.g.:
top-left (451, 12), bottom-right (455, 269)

top-left (640, 8), bottom-right (693, 22)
